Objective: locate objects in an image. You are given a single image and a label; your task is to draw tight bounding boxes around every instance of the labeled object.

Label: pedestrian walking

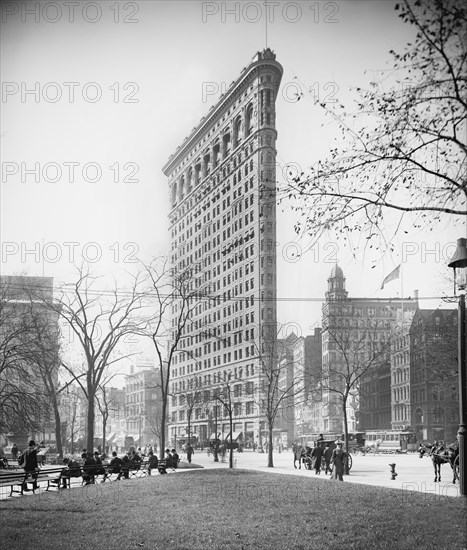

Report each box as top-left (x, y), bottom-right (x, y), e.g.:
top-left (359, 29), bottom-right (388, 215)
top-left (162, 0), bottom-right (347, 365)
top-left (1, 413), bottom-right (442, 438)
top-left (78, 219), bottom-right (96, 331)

top-left (323, 443), bottom-right (333, 475)
top-left (19, 440), bottom-right (39, 491)
top-left (330, 441), bottom-right (347, 481)
top-left (186, 444), bottom-right (194, 464)
top-left (11, 443), bottom-right (19, 460)
top-left (311, 441), bottom-right (324, 475)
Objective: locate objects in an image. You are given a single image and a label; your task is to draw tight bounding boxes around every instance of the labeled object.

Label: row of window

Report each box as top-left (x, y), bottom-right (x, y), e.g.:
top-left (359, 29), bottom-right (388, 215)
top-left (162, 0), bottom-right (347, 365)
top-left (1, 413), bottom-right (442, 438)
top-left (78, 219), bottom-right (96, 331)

top-left (172, 400), bottom-right (257, 423)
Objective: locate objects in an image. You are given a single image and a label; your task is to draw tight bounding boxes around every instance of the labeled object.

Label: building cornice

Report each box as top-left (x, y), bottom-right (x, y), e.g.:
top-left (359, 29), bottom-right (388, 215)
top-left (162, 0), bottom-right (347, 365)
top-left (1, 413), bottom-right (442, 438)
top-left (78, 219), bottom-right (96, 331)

top-left (163, 52), bottom-right (283, 176)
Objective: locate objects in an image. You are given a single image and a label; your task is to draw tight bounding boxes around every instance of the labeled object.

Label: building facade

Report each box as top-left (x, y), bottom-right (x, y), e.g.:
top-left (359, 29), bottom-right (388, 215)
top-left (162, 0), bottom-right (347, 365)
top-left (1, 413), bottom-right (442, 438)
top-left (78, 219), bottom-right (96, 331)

top-left (410, 308), bottom-right (458, 443)
top-left (390, 310), bottom-right (416, 431)
top-left (124, 363), bottom-right (160, 449)
top-left (292, 330), bottom-right (323, 439)
top-left (163, 49), bottom-right (283, 448)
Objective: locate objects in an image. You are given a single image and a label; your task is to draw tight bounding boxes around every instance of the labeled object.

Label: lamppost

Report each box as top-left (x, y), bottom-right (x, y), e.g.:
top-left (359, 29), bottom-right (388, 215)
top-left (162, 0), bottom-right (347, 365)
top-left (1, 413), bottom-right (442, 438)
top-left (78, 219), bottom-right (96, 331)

top-left (448, 237), bottom-right (467, 497)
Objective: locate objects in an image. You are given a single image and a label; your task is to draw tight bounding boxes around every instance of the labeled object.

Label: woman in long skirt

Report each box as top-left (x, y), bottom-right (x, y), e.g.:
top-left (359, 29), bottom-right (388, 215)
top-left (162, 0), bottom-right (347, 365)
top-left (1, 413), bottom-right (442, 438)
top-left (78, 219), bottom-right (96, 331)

top-left (331, 441), bottom-right (346, 481)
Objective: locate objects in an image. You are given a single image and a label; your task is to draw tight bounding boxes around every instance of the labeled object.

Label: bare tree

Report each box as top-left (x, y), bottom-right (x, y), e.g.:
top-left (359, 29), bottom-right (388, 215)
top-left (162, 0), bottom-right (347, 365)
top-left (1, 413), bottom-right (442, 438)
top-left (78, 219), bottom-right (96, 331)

top-left (282, 0), bottom-right (466, 254)
top-left (319, 317), bottom-right (395, 463)
top-left (95, 378), bottom-right (122, 455)
top-left (47, 265), bottom-right (148, 451)
top-left (0, 277), bottom-right (53, 441)
top-left (255, 325), bottom-right (306, 468)
top-left (144, 258), bottom-right (198, 456)
top-left (62, 385), bottom-right (83, 455)
top-left (210, 381), bottom-right (236, 469)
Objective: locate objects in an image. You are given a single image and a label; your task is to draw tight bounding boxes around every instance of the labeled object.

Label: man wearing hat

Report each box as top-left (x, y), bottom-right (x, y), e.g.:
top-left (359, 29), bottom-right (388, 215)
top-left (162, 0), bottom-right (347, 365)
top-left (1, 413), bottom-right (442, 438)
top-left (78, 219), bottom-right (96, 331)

top-left (21, 440), bottom-right (39, 491)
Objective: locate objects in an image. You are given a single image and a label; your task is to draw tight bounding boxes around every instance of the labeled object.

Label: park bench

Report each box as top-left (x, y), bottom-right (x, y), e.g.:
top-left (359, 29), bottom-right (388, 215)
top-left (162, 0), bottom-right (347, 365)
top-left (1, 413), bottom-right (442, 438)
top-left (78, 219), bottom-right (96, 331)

top-left (39, 467), bottom-right (72, 491)
top-left (0, 467), bottom-right (68, 496)
top-left (0, 471), bottom-right (31, 496)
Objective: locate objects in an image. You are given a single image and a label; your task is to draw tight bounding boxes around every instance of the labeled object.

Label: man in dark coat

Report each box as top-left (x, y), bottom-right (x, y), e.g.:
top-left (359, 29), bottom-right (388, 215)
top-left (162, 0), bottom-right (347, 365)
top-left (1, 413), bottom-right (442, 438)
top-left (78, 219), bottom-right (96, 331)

top-left (147, 451), bottom-right (159, 475)
top-left (311, 442), bottom-right (324, 475)
top-left (82, 451), bottom-right (97, 485)
top-left (186, 444), bottom-right (194, 464)
top-left (61, 457), bottom-right (81, 488)
top-left (171, 449), bottom-right (180, 469)
top-left (109, 451), bottom-right (123, 480)
top-left (323, 443), bottom-right (333, 475)
top-left (11, 443), bottom-right (19, 460)
top-left (21, 440), bottom-right (39, 491)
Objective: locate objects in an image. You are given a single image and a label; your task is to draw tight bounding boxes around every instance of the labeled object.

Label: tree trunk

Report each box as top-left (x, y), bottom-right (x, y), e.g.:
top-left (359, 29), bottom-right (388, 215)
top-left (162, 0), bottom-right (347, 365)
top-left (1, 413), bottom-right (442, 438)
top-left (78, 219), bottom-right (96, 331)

top-left (229, 414), bottom-right (234, 469)
top-left (342, 394), bottom-right (350, 475)
top-left (86, 384), bottom-right (95, 452)
top-left (268, 422), bottom-right (274, 467)
top-left (51, 392), bottom-right (63, 458)
top-left (160, 398), bottom-right (167, 458)
top-left (187, 410), bottom-right (191, 447)
top-left (102, 415), bottom-right (107, 456)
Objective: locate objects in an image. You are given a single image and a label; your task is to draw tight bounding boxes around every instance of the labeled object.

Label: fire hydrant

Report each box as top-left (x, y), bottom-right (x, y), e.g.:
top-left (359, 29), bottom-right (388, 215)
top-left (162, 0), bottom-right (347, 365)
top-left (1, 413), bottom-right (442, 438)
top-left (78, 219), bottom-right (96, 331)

top-left (389, 463), bottom-right (398, 480)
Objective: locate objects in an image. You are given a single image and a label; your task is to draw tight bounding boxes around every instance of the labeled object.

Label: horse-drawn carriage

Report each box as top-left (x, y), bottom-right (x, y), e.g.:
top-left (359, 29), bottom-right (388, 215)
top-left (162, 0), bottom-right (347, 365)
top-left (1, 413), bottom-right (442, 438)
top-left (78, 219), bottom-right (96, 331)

top-left (293, 440), bottom-right (353, 473)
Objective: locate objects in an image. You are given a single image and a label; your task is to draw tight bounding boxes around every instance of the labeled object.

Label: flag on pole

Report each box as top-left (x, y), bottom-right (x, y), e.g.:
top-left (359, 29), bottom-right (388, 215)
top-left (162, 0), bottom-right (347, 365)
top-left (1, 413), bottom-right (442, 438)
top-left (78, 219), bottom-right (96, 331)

top-left (380, 265), bottom-right (401, 289)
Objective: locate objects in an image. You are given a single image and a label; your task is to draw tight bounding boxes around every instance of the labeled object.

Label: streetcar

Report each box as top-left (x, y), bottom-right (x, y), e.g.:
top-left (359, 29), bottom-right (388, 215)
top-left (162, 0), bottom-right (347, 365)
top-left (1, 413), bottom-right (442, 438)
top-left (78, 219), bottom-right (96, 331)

top-left (364, 430), bottom-right (417, 453)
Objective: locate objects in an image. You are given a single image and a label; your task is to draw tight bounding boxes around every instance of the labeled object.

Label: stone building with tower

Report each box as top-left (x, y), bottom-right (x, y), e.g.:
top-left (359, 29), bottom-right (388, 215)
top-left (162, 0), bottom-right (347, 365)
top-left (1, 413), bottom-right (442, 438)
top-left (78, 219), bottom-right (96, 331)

top-left (162, 49), bottom-right (283, 448)
top-left (321, 265), bottom-right (417, 435)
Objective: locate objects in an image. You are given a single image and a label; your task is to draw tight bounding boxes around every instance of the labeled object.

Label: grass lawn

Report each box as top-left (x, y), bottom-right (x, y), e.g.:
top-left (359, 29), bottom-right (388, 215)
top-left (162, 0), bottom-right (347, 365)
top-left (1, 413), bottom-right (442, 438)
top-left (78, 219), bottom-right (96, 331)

top-left (0, 469), bottom-right (465, 550)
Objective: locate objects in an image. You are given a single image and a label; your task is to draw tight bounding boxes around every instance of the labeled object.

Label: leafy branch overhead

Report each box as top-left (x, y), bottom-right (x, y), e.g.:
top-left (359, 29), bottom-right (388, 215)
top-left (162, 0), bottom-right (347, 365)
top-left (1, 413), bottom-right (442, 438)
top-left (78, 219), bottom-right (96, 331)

top-left (281, 0), bottom-right (466, 253)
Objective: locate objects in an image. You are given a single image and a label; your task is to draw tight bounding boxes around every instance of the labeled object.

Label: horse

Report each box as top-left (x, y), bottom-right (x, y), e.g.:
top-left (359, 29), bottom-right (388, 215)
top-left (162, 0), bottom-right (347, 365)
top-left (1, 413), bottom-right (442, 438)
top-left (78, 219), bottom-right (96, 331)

top-left (292, 443), bottom-right (306, 469)
top-left (419, 442), bottom-right (459, 483)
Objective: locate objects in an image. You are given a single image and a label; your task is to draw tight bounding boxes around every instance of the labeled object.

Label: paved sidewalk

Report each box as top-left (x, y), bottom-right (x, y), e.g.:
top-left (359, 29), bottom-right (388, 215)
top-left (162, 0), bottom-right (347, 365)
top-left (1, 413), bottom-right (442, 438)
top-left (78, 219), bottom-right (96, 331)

top-left (186, 449), bottom-right (462, 498)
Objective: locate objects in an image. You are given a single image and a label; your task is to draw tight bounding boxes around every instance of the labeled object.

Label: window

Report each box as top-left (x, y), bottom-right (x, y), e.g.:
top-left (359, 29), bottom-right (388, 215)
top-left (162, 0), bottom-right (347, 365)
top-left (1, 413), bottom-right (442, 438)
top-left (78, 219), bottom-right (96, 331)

top-left (246, 402), bottom-right (255, 415)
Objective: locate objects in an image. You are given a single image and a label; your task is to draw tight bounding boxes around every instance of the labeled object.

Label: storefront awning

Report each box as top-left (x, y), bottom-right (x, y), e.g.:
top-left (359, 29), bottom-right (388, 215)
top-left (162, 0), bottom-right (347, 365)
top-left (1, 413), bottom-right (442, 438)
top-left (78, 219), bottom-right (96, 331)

top-left (210, 433), bottom-right (219, 440)
top-left (106, 433), bottom-right (116, 443)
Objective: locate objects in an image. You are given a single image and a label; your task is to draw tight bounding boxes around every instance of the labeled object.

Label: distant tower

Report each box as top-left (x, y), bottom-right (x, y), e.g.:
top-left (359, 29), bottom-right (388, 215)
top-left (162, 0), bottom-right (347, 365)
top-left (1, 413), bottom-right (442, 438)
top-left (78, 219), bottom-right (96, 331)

top-left (325, 264), bottom-right (348, 302)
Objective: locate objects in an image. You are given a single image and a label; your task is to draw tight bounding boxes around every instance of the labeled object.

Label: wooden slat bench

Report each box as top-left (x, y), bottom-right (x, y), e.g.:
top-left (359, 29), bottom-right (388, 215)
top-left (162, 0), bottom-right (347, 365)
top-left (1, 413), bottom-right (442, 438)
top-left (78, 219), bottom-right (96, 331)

top-left (0, 471), bottom-right (31, 497)
top-left (41, 467), bottom-right (73, 491)
top-left (0, 468), bottom-right (70, 496)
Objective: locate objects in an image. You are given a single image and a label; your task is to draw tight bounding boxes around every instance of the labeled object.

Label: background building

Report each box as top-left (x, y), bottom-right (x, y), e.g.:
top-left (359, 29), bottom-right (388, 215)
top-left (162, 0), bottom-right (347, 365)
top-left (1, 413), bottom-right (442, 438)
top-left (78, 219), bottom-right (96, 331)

top-left (410, 308), bottom-right (458, 443)
top-left (124, 362), bottom-right (160, 450)
top-left (0, 276), bottom-right (60, 450)
top-left (321, 266), bottom-right (417, 435)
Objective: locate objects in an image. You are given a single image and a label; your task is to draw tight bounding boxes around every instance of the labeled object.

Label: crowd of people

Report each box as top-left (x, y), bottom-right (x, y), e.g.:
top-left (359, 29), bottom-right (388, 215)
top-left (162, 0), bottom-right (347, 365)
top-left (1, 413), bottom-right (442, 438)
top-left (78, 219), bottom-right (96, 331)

top-left (0, 442), bottom-right (188, 492)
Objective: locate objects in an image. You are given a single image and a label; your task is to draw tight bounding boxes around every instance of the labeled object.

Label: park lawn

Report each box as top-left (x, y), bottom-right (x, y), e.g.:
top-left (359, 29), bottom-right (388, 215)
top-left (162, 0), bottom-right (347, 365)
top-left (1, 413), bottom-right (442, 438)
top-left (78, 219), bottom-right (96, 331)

top-left (0, 469), bottom-right (465, 550)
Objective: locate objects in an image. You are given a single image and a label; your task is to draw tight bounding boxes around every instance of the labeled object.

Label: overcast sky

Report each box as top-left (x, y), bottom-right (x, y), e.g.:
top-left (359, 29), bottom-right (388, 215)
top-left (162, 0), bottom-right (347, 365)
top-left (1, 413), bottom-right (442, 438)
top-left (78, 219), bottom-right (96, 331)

top-left (1, 0), bottom-right (463, 344)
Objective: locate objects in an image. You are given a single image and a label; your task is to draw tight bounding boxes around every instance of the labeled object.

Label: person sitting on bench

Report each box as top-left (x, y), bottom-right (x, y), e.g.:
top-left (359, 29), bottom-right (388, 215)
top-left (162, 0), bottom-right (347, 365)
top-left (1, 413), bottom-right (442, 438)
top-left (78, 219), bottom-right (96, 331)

top-left (61, 457), bottom-right (81, 488)
top-left (82, 452), bottom-right (97, 485)
top-left (109, 451), bottom-right (123, 480)
top-left (147, 451), bottom-right (158, 475)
